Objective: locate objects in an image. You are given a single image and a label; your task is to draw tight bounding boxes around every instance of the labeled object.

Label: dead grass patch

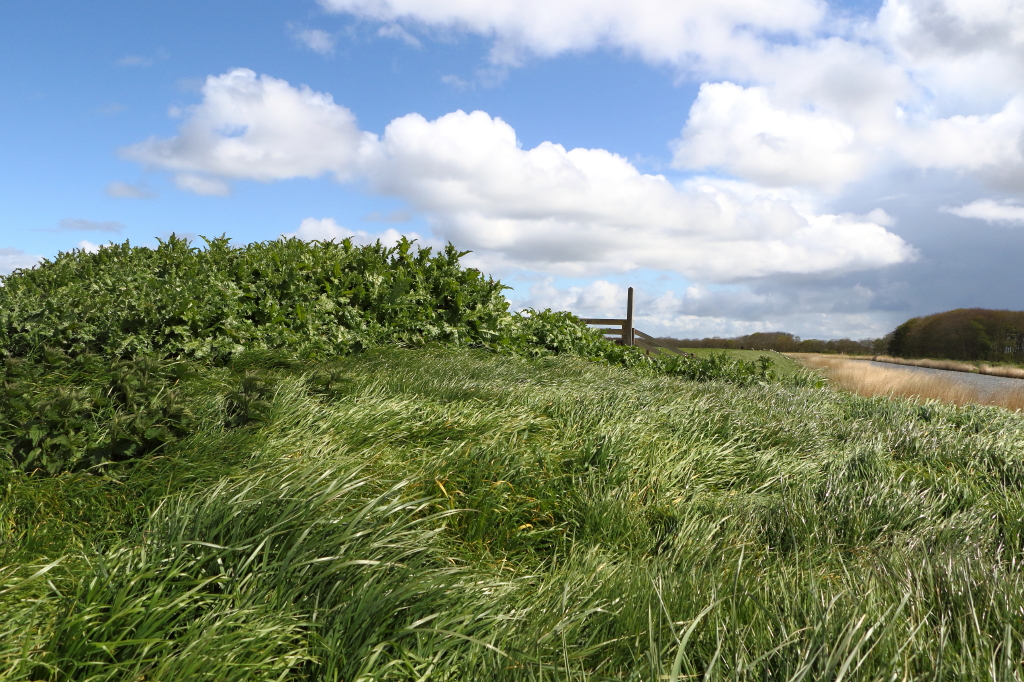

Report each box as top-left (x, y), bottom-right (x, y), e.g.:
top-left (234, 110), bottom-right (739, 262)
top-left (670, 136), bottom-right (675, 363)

top-left (789, 353), bottom-right (1024, 411)
top-left (870, 354), bottom-right (1024, 380)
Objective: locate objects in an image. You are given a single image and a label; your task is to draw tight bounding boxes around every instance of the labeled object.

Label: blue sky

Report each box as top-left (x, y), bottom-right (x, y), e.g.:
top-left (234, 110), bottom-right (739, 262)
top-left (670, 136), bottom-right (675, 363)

top-left (3, 0), bottom-right (1022, 339)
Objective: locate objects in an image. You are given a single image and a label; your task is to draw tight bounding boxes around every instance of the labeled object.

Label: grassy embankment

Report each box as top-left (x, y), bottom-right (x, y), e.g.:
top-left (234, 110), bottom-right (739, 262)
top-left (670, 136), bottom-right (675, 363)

top-left (4, 237), bottom-right (1024, 679)
top-left (5, 347), bottom-right (1024, 679)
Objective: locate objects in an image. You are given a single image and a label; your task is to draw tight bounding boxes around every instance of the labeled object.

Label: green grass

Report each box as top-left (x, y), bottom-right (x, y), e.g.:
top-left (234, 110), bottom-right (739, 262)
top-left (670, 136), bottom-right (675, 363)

top-left (673, 348), bottom-right (802, 376)
top-left (4, 347), bottom-right (1024, 680)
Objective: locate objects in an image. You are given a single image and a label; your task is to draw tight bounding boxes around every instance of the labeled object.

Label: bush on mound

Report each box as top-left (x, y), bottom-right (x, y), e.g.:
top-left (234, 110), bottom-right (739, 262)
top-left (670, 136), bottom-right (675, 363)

top-left (0, 234), bottom-right (512, 362)
top-left (0, 236), bottom-right (774, 474)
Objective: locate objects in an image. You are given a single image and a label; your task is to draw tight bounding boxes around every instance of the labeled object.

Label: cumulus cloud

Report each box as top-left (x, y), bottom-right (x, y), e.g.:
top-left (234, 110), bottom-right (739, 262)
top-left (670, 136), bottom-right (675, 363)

top-left (513, 278), bottom-right (897, 339)
top-left (317, 0), bottom-right (1024, 197)
top-left (283, 217), bottom-right (420, 247)
top-left (0, 247), bottom-right (42, 275)
top-left (57, 218), bottom-right (125, 233)
top-left (518, 279), bottom-right (632, 317)
top-left (105, 181), bottom-right (156, 199)
top-left (285, 217), bottom-right (355, 241)
top-left (316, 0), bottom-right (824, 67)
top-left (291, 27), bottom-right (337, 55)
top-left (363, 109), bottom-right (914, 280)
top-left (77, 240), bottom-right (101, 254)
top-left (942, 199), bottom-right (1024, 225)
top-left (877, 0), bottom-right (1024, 103)
top-left (120, 69), bottom-right (374, 190)
top-left (672, 82), bottom-right (868, 191)
top-left (122, 71), bottom-right (915, 282)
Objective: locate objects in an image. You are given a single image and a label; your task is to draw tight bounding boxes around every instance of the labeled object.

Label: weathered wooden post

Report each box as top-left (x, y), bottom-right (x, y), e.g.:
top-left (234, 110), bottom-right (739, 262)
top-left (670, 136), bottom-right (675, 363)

top-left (624, 287), bottom-right (634, 346)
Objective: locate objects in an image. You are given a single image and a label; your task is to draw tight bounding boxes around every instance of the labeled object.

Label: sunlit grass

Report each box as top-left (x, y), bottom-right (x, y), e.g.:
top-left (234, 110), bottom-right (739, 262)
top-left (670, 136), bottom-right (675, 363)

top-left (4, 348), bottom-right (1024, 679)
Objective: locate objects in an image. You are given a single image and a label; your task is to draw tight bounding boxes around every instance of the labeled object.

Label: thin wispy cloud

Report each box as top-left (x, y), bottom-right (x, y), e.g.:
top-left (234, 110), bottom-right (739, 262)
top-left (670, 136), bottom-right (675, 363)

top-left (288, 25), bottom-right (336, 55)
top-left (942, 199), bottom-right (1024, 226)
top-left (56, 218), bottom-right (126, 233)
top-left (116, 48), bottom-right (168, 67)
top-left (377, 23), bottom-right (420, 47)
top-left (105, 181), bottom-right (155, 199)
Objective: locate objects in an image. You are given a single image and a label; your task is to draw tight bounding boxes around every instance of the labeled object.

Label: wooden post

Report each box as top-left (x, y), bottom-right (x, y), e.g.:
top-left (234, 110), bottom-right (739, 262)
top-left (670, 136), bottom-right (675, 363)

top-left (624, 287), bottom-right (634, 346)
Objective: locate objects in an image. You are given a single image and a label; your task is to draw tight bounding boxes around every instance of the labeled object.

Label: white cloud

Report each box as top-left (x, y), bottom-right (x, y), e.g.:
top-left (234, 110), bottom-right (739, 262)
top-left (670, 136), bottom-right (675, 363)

top-left (285, 217), bottom-right (355, 241)
top-left (173, 174), bottom-right (231, 196)
top-left (120, 69), bottom-right (374, 192)
top-left (877, 0), bottom-right (1024, 103)
top-left (441, 74), bottom-right (472, 90)
top-left (362, 109), bottom-right (915, 280)
top-left (518, 279), bottom-right (630, 316)
top-left (284, 217), bottom-right (422, 247)
top-left (58, 218), bottom-right (125, 233)
top-left (672, 82), bottom-right (868, 191)
top-left (123, 71), bottom-right (915, 282)
top-left (512, 278), bottom-right (896, 339)
top-left (377, 23), bottom-right (421, 47)
top-left (942, 198), bottom-right (1024, 225)
top-left (292, 27), bottom-right (337, 55)
top-left (316, 0), bottom-right (824, 67)
top-left (105, 181), bottom-right (156, 199)
top-left (0, 248), bottom-right (42, 275)
top-left (894, 97), bottom-right (1024, 171)
top-left (316, 0), bottom-right (1024, 196)
top-left (77, 240), bottom-right (101, 254)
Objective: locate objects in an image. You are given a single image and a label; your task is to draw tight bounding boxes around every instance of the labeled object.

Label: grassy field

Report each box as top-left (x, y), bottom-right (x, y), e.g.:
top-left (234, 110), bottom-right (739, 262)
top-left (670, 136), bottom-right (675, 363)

top-left (5, 347), bottom-right (1024, 680)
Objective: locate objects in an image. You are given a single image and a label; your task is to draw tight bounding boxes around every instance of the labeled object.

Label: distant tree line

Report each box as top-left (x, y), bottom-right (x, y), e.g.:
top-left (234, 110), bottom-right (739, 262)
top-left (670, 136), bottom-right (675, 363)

top-left (887, 308), bottom-right (1024, 362)
top-left (661, 332), bottom-right (885, 355)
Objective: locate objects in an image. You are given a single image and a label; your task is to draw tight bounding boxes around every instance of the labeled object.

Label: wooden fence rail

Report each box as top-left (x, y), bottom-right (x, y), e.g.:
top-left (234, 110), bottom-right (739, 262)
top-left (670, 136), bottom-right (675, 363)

top-left (579, 287), bottom-right (687, 356)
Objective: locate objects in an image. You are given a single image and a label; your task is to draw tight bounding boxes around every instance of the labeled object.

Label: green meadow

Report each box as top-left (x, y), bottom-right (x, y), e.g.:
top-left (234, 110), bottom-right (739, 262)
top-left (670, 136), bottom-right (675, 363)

top-left (3, 238), bottom-right (1024, 680)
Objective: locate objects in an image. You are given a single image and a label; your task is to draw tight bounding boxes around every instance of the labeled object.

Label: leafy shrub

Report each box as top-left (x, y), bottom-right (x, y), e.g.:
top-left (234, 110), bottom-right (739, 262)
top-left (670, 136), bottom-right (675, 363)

top-left (0, 351), bottom-right (192, 474)
top-left (0, 235), bottom-right (509, 363)
top-left (656, 351), bottom-right (775, 385)
top-left (0, 236), bottom-right (781, 474)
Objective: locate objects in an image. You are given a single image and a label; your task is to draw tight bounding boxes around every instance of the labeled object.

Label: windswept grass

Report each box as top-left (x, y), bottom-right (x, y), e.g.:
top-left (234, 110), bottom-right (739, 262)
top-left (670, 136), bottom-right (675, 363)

top-left (4, 347), bottom-right (1024, 679)
top-left (791, 353), bottom-right (1024, 411)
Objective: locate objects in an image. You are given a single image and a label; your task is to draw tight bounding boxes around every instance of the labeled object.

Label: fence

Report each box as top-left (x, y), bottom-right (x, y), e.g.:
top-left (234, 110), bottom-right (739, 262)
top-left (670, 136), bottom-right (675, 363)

top-left (579, 287), bottom-right (687, 356)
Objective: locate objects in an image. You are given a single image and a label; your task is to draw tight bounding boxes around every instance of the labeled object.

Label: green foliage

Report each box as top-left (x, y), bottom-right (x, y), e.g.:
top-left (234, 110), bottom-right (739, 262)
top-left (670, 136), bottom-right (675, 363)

top-left (669, 330), bottom-right (882, 355)
top-left (0, 238), bottom-right (781, 474)
top-left (4, 348), bottom-right (1024, 680)
top-left (0, 234), bottom-right (510, 363)
top-left (0, 351), bottom-right (193, 475)
top-left (656, 350), bottom-right (775, 385)
top-left (888, 308), bottom-right (1024, 361)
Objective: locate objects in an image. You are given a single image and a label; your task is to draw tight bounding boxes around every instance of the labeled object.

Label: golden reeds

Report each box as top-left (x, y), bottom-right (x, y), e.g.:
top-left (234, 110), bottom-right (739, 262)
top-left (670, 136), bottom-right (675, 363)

top-left (790, 353), bottom-right (1024, 411)
top-left (870, 355), bottom-right (1024, 379)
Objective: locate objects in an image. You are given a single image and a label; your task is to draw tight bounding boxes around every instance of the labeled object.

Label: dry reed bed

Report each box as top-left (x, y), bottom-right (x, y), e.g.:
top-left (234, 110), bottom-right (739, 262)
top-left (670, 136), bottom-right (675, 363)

top-left (870, 354), bottom-right (1024, 379)
top-left (791, 353), bottom-right (1024, 411)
